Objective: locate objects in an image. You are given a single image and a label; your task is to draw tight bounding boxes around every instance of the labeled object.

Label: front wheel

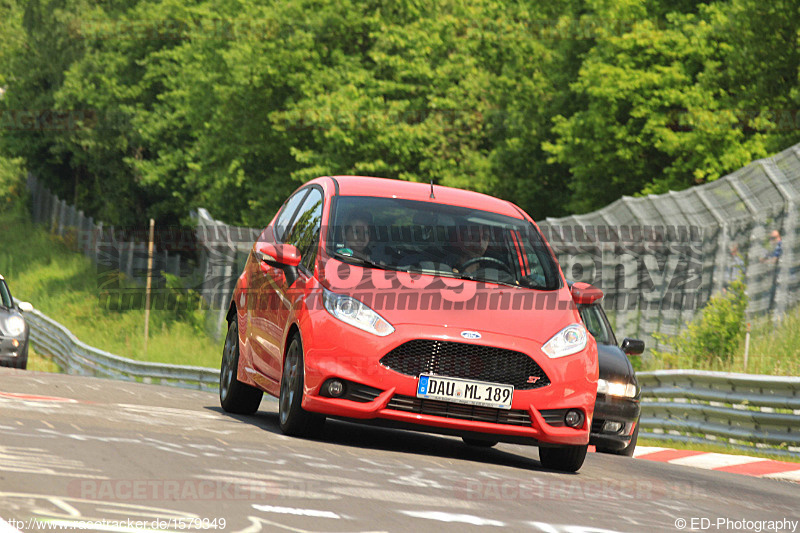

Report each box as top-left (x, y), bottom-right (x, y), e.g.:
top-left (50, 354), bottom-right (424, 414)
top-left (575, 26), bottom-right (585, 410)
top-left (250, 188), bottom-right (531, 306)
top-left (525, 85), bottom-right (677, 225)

top-left (539, 444), bottom-right (588, 472)
top-left (279, 334), bottom-right (325, 437)
top-left (220, 319), bottom-right (263, 414)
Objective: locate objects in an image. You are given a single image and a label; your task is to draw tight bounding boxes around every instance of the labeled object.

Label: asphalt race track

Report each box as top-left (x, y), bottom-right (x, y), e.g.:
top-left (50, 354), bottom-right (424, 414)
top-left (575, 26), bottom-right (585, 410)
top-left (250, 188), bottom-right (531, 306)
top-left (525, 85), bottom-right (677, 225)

top-left (1, 368), bottom-right (798, 533)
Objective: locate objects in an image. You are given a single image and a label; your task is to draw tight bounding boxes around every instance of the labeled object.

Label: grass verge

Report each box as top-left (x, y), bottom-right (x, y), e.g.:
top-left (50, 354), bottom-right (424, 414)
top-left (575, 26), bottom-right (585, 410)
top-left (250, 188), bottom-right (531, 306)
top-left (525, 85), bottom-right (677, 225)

top-left (1, 207), bottom-right (222, 369)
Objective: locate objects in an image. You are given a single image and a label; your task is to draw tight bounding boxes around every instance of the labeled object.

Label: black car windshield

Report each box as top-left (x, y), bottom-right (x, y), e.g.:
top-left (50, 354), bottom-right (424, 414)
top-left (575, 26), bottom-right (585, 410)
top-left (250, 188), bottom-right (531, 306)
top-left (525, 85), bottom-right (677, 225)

top-left (0, 281), bottom-right (12, 307)
top-left (326, 196), bottom-right (561, 290)
top-left (579, 304), bottom-right (615, 345)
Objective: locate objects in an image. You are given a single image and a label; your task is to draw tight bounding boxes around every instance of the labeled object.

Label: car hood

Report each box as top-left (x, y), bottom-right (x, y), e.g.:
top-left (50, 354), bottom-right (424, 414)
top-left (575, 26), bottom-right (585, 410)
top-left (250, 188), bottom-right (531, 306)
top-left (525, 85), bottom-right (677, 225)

top-left (597, 343), bottom-right (636, 384)
top-left (320, 267), bottom-right (580, 345)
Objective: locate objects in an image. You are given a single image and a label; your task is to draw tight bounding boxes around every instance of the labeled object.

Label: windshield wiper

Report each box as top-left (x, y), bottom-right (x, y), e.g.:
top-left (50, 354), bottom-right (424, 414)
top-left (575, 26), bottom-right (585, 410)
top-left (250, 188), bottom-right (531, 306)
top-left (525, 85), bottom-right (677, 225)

top-left (449, 271), bottom-right (521, 288)
top-left (332, 251), bottom-right (409, 273)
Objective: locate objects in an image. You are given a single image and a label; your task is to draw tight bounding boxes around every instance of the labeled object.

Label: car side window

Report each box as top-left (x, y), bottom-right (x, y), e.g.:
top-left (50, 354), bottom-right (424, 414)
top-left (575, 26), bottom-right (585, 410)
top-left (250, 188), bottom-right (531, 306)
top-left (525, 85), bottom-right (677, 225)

top-left (0, 281), bottom-right (11, 307)
top-left (284, 188), bottom-right (323, 272)
top-left (274, 189), bottom-right (310, 242)
top-left (579, 304), bottom-right (613, 345)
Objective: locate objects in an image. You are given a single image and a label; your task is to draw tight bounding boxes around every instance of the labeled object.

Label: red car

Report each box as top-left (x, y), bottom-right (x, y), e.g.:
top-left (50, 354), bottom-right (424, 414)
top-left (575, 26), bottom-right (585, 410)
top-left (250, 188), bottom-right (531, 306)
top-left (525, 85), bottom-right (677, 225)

top-left (220, 176), bottom-right (599, 472)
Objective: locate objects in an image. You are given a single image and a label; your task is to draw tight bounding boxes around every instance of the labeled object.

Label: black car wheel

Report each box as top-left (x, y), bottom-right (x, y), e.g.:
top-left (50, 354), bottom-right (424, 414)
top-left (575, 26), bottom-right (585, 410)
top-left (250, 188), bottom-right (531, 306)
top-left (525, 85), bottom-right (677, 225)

top-left (279, 334), bottom-right (325, 437)
top-left (219, 319), bottom-right (263, 414)
top-left (539, 444), bottom-right (588, 472)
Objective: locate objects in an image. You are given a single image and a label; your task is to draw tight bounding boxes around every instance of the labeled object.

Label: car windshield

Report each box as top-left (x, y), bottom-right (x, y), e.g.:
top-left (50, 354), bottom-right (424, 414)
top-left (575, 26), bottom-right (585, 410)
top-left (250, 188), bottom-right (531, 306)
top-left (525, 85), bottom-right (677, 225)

top-left (326, 196), bottom-right (561, 290)
top-left (0, 281), bottom-right (12, 308)
top-left (578, 304), bottom-right (615, 345)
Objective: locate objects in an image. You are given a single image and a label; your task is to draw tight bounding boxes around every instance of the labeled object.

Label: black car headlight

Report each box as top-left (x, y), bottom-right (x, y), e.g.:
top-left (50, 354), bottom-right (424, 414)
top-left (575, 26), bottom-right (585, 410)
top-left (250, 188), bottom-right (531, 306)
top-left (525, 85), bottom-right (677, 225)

top-left (597, 378), bottom-right (636, 398)
top-left (5, 315), bottom-right (25, 337)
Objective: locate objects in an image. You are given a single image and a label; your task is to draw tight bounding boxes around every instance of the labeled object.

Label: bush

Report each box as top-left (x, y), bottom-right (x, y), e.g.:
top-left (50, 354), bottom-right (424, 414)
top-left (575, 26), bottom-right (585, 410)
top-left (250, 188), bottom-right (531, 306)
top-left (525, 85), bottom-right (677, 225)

top-left (653, 280), bottom-right (748, 368)
top-left (0, 156), bottom-right (27, 212)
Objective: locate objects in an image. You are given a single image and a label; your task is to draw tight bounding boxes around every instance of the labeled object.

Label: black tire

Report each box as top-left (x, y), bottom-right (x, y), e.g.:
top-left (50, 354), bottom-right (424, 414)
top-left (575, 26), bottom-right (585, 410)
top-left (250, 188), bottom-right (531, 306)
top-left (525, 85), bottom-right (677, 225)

top-left (279, 334), bottom-right (325, 437)
top-left (219, 320), bottom-right (263, 414)
top-left (462, 437), bottom-right (499, 448)
top-left (539, 444), bottom-right (588, 472)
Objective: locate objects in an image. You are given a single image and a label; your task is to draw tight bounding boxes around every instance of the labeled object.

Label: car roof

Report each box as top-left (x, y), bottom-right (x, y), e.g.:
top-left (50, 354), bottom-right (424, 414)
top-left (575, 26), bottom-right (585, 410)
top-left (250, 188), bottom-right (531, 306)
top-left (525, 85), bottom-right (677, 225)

top-left (327, 176), bottom-right (525, 219)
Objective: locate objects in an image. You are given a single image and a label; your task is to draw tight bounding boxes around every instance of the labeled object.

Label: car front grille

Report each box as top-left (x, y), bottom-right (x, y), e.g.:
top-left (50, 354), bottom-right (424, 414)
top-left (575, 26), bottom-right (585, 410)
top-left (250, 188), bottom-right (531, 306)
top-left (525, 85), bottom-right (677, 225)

top-left (386, 394), bottom-right (532, 427)
top-left (379, 339), bottom-right (550, 390)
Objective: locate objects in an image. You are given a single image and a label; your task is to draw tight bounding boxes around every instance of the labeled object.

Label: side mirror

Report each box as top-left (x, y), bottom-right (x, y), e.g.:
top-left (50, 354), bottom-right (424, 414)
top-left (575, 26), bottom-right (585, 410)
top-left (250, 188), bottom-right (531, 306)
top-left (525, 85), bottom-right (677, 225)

top-left (571, 282), bottom-right (603, 305)
top-left (18, 301), bottom-right (34, 313)
top-left (257, 243), bottom-right (301, 267)
top-left (257, 243), bottom-right (302, 286)
top-left (620, 338), bottom-right (645, 356)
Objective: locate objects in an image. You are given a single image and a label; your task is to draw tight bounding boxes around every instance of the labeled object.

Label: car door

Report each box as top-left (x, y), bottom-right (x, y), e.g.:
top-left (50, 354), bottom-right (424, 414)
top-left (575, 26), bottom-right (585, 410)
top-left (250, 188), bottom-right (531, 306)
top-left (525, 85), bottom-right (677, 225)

top-left (247, 188), bottom-right (310, 381)
top-left (258, 187), bottom-right (324, 380)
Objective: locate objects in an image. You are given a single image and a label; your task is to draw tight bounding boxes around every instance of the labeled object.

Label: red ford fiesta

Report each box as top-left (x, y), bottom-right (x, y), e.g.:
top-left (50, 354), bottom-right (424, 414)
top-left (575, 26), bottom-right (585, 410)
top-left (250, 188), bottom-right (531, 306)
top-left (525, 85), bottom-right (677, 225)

top-left (220, 176), bottom-right (599, 472)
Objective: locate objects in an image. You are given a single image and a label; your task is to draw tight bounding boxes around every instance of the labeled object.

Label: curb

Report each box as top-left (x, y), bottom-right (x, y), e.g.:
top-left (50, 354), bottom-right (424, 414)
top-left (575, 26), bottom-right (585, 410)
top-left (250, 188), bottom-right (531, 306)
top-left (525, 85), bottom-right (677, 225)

top-left (629, 446), bottom-right (800, 483)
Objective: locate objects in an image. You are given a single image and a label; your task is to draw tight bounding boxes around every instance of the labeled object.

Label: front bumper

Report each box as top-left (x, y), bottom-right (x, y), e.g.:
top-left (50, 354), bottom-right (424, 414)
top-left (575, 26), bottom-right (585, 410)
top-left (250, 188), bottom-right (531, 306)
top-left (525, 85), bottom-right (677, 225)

top-left (299, 316), bottom-right (598, 447)
top-left (589, 393), bottom-right (641, 451)
top-left (0, 335), bottom-right (28, 365)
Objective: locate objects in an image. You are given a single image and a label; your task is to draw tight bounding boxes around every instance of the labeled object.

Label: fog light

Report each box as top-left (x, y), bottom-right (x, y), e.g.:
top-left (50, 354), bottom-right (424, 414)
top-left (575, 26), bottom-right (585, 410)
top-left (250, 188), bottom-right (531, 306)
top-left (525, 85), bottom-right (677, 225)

top-left (603, 420), bottom-right (624, 434)
top-left (327, 380), bottom-right (345, 398)
top-left (11, 340), bottom-right (19, 348)
top-left (564, 409), bottom-right (584, 428)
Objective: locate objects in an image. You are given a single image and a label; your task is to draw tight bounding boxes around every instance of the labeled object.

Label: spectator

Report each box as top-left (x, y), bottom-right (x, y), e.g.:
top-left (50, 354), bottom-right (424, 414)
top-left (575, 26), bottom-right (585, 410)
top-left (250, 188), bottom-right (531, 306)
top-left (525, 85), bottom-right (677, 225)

top-left (760, 230), bottom-right (782, 265)
top-left (724, 243), bottom-right (745, 284)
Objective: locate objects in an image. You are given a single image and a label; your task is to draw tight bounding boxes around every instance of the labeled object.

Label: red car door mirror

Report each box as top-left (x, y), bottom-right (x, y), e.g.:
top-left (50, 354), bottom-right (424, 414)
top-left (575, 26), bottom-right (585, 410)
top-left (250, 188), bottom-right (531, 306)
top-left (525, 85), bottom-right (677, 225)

top-left (571, 282), bottom-right (603, 305)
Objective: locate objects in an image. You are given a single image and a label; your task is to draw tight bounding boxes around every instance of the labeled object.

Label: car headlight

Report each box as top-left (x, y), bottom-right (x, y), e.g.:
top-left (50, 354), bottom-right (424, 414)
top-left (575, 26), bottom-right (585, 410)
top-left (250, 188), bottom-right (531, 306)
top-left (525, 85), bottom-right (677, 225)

top-left (5, 315), bottom-right (25, 337)
top-left (322, 288), bottom-right (395, 337)
top-left (541, 323), bottom-right (587, 358)
top-left (597, 378), bottom-right (637, 398)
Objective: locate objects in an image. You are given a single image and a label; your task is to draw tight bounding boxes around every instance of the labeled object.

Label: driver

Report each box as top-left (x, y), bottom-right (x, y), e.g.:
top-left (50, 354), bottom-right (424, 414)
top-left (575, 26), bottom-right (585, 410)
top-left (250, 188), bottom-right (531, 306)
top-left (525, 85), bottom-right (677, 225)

top-left (453, 226), bottom-right (492, 274)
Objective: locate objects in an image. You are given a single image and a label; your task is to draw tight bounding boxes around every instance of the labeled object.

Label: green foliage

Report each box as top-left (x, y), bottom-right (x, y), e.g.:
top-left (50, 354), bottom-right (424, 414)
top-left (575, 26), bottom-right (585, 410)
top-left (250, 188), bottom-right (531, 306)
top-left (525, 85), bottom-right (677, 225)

top-left (652, 280), bottom-right (748, 368)
top-left (2, 0), bottom-right (799, 226)
top-left (0, 156), bottom-right (27, 211)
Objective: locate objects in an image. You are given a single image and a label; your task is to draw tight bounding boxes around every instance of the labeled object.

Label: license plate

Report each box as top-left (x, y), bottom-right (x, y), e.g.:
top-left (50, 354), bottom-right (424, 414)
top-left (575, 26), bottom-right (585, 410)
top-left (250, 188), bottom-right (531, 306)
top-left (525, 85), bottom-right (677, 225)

top-left (416, 374), bottom-right (514, 410)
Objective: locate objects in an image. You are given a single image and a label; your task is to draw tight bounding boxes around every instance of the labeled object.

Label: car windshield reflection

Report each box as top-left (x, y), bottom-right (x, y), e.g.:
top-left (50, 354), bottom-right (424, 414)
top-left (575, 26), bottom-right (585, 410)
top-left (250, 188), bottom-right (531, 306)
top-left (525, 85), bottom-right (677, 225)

top-left (326, 196), bottom-right (560, 290)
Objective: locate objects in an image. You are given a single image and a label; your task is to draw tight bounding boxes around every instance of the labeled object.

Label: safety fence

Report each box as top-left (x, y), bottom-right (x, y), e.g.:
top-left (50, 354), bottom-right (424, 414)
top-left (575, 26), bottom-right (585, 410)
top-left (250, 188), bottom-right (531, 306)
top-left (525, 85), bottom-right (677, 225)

top-left (23, 303), bottom-right (218, 392)
top-left (638, 370), bottom-right (800, 458)
top-left (539, 143), bottom-right (800, 353)
top-left (24, 142), bottom-right (800, 351)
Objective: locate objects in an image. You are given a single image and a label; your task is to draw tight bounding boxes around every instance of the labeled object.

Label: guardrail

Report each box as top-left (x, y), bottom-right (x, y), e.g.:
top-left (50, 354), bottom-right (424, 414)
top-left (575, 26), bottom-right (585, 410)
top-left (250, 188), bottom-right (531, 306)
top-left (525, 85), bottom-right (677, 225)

top-left (23, 305), bottom-right (219, 392)
top-left (638, 370), bottom-right (800, 458)
top-left (21, 303), bottom-right (800, 457)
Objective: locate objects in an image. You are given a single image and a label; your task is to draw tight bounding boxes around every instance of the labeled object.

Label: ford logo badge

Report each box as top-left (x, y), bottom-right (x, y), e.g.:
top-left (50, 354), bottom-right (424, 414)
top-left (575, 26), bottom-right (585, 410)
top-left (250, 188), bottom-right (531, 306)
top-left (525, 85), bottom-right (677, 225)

top-left (461, 331), bottom-right (481, 340)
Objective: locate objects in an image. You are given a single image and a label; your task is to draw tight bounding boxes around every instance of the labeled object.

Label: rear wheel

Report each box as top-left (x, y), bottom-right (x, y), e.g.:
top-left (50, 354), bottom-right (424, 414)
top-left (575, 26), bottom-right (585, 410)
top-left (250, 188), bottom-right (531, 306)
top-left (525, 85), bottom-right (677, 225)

top-left (220, 319), bottom-right (263, 414)
top-left (462, 437), bottom-right (499, 448)
top-left (279, 334), bottom-right (325, 437)
top-left (539, 444), bottom-right (588, 472)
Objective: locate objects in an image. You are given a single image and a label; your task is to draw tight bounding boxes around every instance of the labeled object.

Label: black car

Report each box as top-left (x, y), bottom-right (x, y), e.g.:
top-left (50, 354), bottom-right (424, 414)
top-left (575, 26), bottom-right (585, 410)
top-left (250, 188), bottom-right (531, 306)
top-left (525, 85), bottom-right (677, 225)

top-left (577, 300), bottom-right (644, 456)
top-left (0, 275), bottom-right (33, 369)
